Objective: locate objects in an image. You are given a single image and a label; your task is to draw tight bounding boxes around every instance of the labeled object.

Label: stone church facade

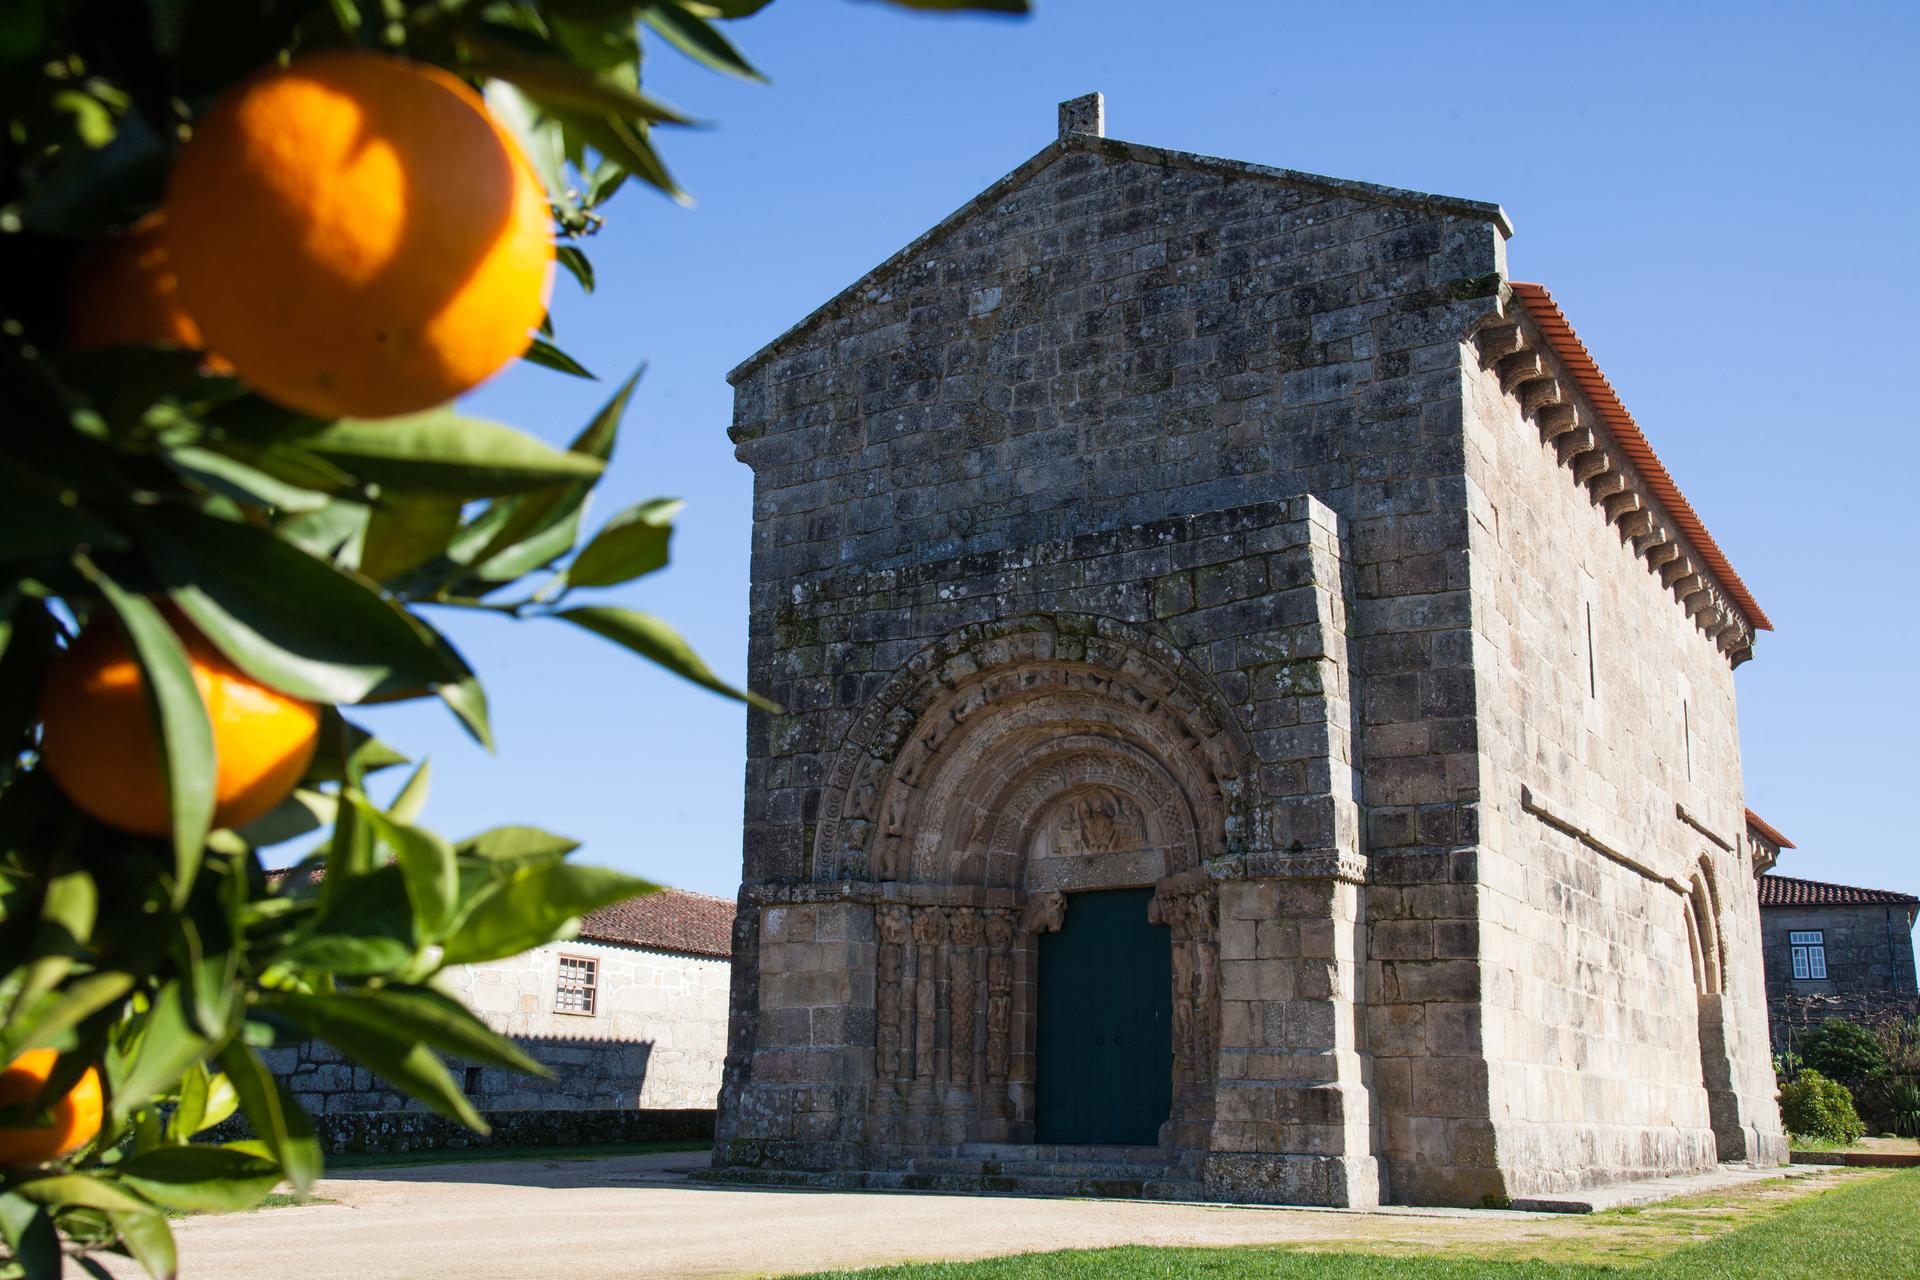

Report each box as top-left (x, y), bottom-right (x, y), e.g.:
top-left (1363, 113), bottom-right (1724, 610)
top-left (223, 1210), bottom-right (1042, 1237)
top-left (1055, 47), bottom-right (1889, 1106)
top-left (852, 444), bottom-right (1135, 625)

top-left (714, 95), bottom-right (1787, 1207)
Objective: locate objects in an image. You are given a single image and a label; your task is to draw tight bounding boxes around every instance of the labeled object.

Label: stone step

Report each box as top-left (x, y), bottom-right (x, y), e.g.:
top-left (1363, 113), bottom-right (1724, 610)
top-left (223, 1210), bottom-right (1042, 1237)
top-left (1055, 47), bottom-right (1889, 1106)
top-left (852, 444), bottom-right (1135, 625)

top-left (909, 1156), bottom-right (1190, 1182)
top-left (957, 1142), bottom-right (1179, 1166)
top-left (695, 1164), bottom-right (1210, 1202)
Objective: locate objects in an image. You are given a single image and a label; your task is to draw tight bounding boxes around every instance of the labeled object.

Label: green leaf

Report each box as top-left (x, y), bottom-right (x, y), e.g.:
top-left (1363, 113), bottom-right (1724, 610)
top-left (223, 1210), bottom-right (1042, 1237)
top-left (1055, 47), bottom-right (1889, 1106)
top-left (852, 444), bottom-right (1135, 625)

top-left (143, 508), bottom-right (458, 705)
top-left (265, 987), bottom-right (544, 1077)
top-left (281, 864), bottom-right (415, 975)
top-left (77, 558), bottom-right (215, 894)
top-left (300, 413), bottom-right (606, 497)
top-left (453, 366), bottom-right (640, 585)
top-left (168, 1062), bottom-right (210, 1142)
top-left (199, 1071), bottom-right (241, 1134)
top-left (523, 337), bottom-right (596, 380)
top-left (11, 1175), bottom-right (153, 1216)
top-left (232, 787), bottom-right (336, 848)
top-left (0, 972), bottom-right (135, 1064)
top-left (110, 983), bottom-right (209, 1124)
top-left (639, 1), bottom-right (767, 80)
top-left (565, 498), bottom-right (681, 589)
top-left (215, 1044), bottom-right (321, 1195)
top-left (166, 447), bottom-right (330, 513)
top-left (548, 108), bottom-right (687, 205)
top-left (555, 245), bottom-right (595, 293)
top-left (440, 863), bottom-right (657, 967)
top-left (387, 758), bottom-right (431, 826)
top-left (117, 1146), bottom-right (284, 1213)
top-left (556, 606), bottom-right (777, 711)
top-left (455, 826), bottom-right (581, 863)
top-left (274, 1003), bottom-right (484, 1130)
top-left (109, 1207), bottom-right (177, 1280)
top-left (0, 1191), bottom-right (58, 1280)
top-left (355, 799), bottom-right (458, 940)
top-left (4, 856), bottom-right (97, 1026)
top-left (483, 80), bottom-right (580, 228)
top-left (275, 500), bottom-right (370, 562)
top-left (358, 494), bottom-right (464, 584)
top-left (471, 50), bottom-right (698, 126)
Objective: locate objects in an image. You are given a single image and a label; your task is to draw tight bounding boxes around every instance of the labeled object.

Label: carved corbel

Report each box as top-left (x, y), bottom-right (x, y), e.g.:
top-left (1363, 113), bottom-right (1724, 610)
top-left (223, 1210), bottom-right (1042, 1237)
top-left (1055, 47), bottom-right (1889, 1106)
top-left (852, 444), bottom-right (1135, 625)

top-left (1474, 323), bottom-right (1526, 366)
top-left (1519, 376), bottom-right (1564, 419)
top-left (1571, 448), bottom-right (1613, 485)
top-left (1554, 426), bottom-right (1597, 465)
top-left (1587, 470), bottom-right (1632, 502)
top-left (1018, 891), bottom-right (1066, 936)
top-left (1498, 351), bottom-right (1547, 394)
top-left (1534, 402), bottom-right (1582, 442)
top-left (1603, 491), bottom-right (1644, 524)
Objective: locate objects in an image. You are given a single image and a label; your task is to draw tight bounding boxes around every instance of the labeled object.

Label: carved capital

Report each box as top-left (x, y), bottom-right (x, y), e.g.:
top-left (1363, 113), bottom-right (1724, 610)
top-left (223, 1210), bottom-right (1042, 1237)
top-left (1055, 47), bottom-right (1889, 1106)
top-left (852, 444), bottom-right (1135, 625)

top-left (1019, 890), bottom-right (1067, 936)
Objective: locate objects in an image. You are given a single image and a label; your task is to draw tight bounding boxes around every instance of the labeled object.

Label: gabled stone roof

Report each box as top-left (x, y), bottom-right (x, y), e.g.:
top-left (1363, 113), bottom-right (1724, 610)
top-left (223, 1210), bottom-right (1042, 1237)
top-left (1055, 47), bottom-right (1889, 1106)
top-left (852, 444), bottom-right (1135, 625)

top-left (1758, 874), bottom-right (1918, 909)
top-left (728, 130), bottom-right (1511, 384)
top-left (578, 888), bottom-right (735, 959)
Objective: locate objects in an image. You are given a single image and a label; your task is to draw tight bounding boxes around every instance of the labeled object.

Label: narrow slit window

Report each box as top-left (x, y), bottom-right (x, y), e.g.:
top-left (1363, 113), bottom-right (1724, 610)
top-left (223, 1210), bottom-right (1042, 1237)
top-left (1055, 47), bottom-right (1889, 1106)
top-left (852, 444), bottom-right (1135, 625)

top-left (1585, 603), bottom-right (1597, 699)
top-left (463, 1066), bottom-right (483, 1096)
top-left (556, 954), bottom-right (599, 1014)
top-left (1683, 701), bottom-right (1692, 780)
top-left (1789, 931), bottom-right (1826, 981)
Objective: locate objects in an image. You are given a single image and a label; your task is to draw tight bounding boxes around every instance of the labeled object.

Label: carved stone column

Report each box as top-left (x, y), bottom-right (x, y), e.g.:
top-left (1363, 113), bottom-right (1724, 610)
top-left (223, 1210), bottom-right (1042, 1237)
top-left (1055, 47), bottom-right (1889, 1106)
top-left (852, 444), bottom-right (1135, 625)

top-left (981, 909), bottom-right (1016, 1137)
top-left (948, 908), bottom-right (981, 1085)
top-left (911, 907), bottom-right (947, 1083)
top-left (1152, 872), bottom-right (1219, 1147)
top-left (875, 905), bottom-right (911, 1082)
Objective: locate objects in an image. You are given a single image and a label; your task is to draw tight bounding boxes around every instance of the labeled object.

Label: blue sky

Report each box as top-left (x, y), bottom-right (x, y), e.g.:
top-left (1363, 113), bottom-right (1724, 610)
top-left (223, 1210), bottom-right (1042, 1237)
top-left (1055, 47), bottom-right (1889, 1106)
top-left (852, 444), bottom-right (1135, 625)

top-left (346, 2), bottom-right (1917, 950)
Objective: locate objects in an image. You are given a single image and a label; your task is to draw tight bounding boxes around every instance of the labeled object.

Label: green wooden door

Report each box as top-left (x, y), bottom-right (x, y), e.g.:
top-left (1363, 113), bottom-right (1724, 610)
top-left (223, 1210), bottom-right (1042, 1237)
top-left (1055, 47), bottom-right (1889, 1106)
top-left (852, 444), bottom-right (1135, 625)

top-left (1035, 887), bottom-right (1173, 1145)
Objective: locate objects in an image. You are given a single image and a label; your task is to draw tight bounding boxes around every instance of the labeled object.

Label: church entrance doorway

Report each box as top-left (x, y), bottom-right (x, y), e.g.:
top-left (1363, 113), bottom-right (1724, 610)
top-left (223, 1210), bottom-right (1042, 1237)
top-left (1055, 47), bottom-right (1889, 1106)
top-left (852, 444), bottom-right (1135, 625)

top-left (1034, 888), bottom-right (1173, 1145)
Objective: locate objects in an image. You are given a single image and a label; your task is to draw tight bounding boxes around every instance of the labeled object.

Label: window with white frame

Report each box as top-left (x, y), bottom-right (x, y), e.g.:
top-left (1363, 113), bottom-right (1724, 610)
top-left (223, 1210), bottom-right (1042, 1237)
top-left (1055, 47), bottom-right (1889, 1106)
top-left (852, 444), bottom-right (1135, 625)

top-left (1789, 931), bottom-right (1827, 980)
top-left (556, 954), bottom-right (598, 1014)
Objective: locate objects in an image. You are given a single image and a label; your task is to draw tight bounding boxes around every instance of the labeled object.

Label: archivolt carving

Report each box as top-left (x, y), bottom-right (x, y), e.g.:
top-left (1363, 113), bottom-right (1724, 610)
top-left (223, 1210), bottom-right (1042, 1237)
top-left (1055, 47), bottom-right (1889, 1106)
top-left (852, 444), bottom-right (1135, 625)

top-left (813, 615), bottom-right (1249, 885)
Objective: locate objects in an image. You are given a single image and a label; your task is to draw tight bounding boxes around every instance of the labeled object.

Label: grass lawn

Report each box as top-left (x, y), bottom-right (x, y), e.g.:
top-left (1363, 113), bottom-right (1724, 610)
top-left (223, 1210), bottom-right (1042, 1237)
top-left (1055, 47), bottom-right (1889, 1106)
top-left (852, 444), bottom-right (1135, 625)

top-left (323, 1138), bottom-right (710, 1172)
top-left (792, 1169), bottom-right (1918, 1279)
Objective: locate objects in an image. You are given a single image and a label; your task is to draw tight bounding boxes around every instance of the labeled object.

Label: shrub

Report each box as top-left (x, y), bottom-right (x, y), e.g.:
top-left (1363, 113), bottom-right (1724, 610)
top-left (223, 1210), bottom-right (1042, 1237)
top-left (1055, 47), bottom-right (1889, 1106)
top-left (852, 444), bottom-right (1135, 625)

top-left (1801, 1020), bottom-right (1890, 1084)
top-left (1854, 1076), bottom-right (1920, 1138)
top-left (1781, 1070), bottom-right (1867, 1144)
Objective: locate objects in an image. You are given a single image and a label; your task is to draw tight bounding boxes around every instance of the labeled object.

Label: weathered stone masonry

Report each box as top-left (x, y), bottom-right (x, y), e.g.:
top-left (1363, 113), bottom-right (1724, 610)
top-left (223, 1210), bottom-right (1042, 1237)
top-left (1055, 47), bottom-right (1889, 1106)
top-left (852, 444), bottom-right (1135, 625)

top-left (715, 96), bottom-right (1785, 1206)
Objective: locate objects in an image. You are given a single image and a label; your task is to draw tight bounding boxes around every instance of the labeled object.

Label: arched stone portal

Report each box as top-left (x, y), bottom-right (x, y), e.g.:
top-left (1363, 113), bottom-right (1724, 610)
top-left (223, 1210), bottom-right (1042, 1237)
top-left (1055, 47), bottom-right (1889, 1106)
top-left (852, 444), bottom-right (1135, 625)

top-left (818, 618), bottom-right (1247, 1157)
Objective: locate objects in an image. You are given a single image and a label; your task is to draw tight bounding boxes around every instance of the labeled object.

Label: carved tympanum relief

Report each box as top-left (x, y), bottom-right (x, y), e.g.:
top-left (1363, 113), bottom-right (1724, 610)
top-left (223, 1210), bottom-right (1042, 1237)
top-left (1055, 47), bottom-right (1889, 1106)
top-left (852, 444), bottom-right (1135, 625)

top-left (1050, 787), bottom-right (1148, 854)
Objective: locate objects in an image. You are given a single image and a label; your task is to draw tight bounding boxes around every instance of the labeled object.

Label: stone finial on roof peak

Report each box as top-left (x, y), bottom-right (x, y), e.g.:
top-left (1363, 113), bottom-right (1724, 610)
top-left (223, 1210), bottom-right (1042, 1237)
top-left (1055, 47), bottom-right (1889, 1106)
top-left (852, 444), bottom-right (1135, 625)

top-left (1058, 92), bottom-right (1104, 139)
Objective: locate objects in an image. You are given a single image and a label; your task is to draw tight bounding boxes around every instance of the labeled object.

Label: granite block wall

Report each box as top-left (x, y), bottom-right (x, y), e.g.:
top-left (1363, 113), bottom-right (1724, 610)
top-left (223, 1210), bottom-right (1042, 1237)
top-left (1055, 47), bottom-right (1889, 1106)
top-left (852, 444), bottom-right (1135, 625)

top-left (1461, 316), bottom-right (1785, 1193)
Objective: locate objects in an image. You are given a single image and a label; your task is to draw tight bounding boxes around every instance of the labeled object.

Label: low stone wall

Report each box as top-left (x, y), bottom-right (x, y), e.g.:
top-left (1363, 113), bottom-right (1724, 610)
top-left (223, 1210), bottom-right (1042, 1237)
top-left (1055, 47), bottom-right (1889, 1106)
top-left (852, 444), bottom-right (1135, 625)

top-left (210, 1107), bottom-right (714, 1157)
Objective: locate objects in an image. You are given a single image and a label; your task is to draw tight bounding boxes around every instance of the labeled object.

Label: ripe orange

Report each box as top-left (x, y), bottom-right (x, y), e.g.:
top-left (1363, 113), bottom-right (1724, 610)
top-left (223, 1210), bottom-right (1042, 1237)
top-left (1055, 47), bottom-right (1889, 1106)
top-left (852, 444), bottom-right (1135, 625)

top-left (38, 616), bottom-right (320, 837)
top-left (0, 1050), bottom-right (104, 1166)
top-left (68, 213), bottom-right (229, 370)
top-left (162, 50), bottom-right (554, 420)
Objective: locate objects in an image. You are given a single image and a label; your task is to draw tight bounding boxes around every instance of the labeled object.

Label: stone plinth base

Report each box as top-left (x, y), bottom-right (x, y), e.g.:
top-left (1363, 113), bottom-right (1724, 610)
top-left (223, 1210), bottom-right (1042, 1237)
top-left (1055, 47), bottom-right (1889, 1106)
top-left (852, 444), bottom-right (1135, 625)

top-left (1201, 1152), bottom-right (1384, 1207)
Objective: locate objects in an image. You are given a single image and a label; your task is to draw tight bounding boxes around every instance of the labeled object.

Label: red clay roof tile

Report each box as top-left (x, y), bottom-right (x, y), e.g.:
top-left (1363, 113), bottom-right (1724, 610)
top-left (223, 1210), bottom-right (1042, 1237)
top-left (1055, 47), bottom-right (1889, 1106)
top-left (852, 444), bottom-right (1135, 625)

top-left (1759, 874), bottom-right (1916, 908)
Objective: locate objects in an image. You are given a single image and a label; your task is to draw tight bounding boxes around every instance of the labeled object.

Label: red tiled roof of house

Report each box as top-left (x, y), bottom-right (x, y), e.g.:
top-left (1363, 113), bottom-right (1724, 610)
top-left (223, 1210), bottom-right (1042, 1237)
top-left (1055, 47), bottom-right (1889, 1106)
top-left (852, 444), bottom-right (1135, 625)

top-left (1508, 282), bottom-right (1771, 633)
top-left (578, 888), bottom-right (735, 959)
top-left (1758, 874), bottom-right (1917, 909)
top-left (1744, 809), bottom-right (1796, 850)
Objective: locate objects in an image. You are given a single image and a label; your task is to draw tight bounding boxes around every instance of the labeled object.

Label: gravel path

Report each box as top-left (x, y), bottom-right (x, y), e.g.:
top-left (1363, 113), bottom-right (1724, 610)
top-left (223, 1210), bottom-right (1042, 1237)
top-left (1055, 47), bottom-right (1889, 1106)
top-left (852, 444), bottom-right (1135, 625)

top-left (123, 1152), bottom-right (1819, 1280)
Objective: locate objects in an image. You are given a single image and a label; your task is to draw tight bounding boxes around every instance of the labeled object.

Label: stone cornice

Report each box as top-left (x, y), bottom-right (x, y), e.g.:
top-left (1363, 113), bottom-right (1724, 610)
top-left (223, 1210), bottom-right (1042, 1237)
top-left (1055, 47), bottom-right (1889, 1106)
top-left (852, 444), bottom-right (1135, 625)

top-left (1471, 299), bottom-right (1759, 667)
